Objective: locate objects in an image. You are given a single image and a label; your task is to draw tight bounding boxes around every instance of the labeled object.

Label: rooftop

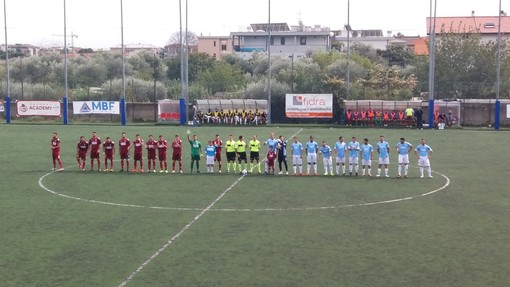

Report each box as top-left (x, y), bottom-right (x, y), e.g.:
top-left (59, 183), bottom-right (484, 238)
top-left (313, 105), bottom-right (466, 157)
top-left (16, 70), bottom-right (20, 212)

top-left (427, 16), bottom-right (510, 34)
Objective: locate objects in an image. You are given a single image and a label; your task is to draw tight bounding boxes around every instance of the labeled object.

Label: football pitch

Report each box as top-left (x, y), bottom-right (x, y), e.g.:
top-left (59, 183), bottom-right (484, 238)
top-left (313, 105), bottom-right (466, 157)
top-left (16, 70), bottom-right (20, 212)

top-left (1, 123), bottom-right (509, 287)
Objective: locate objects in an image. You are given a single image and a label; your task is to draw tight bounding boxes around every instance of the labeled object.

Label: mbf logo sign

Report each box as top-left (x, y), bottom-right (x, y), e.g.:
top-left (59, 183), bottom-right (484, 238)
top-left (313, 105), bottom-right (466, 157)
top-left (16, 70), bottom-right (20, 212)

top-left (73, 101), bottom-right (120, 115)
top-left (286, 94), bottom-right (333, 119)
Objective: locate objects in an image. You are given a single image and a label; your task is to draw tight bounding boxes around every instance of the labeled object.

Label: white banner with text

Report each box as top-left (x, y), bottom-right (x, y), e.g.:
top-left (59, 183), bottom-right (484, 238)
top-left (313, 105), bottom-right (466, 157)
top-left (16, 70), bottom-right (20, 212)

top-left (16, 100), bottom-right (61, 117)
top-left (73, 101), bottom-right (120, 115)
top-left (285, 94), bottom-right (333, 118)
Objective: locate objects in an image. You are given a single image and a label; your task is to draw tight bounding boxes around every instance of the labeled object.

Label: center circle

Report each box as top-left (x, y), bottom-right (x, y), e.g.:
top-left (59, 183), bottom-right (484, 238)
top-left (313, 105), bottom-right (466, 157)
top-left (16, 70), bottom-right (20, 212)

top-left (38, 170), bottom-right (450, 212)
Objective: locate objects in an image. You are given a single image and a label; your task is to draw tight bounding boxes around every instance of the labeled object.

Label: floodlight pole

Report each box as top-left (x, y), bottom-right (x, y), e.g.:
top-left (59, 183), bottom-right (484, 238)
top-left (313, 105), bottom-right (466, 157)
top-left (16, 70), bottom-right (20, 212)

top-left (346, 0), bottom-right (350, 100)
top-left (428, 0), bottom-right (437, 129)
top-left (3, 0), bottom-right (10, 123)
top-left (267, 0), bottom-right (272, 124)
top-left (185, 0), bottom-right (189, 125)
top-left (495, 0), bottom-right (502, 130)
top-left (63, 0), bottom-right (69, 124)
top-left (120, 0), bottom-right (127, 125)
top-left (179, 0), bottom-right (187, 125)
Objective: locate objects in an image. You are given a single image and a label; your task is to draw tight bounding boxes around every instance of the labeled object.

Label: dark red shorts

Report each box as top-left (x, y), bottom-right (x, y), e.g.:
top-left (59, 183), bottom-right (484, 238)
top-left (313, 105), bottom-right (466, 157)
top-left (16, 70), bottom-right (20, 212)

top-left (134, 153), bottom-right (143, 161)
top-left (90, 151), bottom-right (100, 159)
top-left (120, 152), bottom-right (129, 160)
top-left (215, 153), bottom-right (221, 161)
top-left (172, 153), bottom-right (182, 161)
top-left (159, 153), bottom-right (167, 161)
top-left (52, 150), bottom-right (60, 160)
top-left (105, 153), bottom-right (113, 160)
top-left (77, 152), bottom-right (87, 160)
top-left (147, 151), bottom-right (156, 160)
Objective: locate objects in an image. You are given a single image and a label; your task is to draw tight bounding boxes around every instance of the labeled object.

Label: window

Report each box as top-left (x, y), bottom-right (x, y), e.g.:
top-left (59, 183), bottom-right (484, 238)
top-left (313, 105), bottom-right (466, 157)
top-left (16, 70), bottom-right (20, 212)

top-left (281, 37), bottom-right (285, 45)
top-left (270, 36), bottom-right (274, 45)
top-left (213, 41), bottom-right (216, 47)
top-left (221, 45), bottom-right (227, 51)
top-left (300, 37), bottom-right (307, 45)
top-left (484, 23), bottom-right (495, 28)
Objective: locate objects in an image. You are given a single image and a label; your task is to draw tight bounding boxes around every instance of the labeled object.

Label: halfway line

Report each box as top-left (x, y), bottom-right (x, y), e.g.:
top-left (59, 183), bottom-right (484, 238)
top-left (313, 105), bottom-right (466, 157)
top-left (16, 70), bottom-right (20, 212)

top-left (117, 175), bottom-right (244, 287)
top-left (117, 128), bottom-right (303, 286)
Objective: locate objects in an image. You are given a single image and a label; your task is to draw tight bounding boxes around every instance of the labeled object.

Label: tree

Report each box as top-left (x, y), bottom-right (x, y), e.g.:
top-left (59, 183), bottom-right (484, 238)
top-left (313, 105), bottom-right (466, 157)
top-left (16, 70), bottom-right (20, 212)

top-left (356, 64), bottom-right (417, 100)
top-left (197, 60), bottom-right (245, 96)
top-left (167, 30), bottom-right (198, 56)
top-left (377, 45), bottom-right (416, 67)
top-left (165, 52), bottom-right (215, 83)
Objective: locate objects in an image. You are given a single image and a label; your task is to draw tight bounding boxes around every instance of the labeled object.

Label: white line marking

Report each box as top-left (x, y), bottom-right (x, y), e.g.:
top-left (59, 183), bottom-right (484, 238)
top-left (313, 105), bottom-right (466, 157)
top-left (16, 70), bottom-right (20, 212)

top-left (37, 165), bottom-right (450, 212)
top-left (116, 128), bottom-right (303, 286)
top-left (117, 175), bottom-right (245, 287)
top-left (207, 169), bottom-right (450, 212)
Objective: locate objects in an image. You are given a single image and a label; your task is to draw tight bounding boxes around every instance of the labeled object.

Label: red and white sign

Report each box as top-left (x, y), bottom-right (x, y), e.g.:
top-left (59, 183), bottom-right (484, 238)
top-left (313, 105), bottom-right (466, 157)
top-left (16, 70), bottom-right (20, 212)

top-left (285, 94), bottom-right (333, 118)
top-left (16, 100), bottom-right (61, 117)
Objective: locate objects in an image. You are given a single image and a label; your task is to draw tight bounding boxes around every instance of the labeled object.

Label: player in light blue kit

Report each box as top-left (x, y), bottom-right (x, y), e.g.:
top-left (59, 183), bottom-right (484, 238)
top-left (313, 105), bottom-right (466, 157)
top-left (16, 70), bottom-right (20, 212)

top-left (415, 138), bottom-right (433, 178)
top-left (290, 136), bottom-right (304, 175)
top-left (334, 136), bottom-right (347, 175)
top-left (319, 141), bottom-right (334, 176)
top-left (205, 140), bottom-right (217, 173)
top-left (376, 135), bottom-right (390, 177)
top-left (347, 136), bottom-right (360, 176)
top-left (305, 135), bottom-right (319, 175)
top-left (360, 138), bottom-right (373, 176)
top-left (396, 137), bottom-right (413, 178)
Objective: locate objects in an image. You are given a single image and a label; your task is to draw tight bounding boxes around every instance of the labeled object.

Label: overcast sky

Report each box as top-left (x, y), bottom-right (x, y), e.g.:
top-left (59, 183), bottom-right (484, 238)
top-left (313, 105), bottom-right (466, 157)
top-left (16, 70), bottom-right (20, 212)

top-left (1, 0), bottom-right (505, 49)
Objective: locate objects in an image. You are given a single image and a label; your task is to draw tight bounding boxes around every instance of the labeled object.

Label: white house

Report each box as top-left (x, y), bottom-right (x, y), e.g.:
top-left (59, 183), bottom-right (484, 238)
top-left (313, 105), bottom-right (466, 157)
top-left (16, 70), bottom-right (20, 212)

top-left (230, 23), bottom-right (331, 59)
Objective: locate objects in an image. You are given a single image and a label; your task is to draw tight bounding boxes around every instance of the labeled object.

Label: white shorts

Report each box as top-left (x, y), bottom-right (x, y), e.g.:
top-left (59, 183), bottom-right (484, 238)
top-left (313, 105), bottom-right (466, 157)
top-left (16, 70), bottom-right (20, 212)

top-left (349, 156), bottom-right (358, 165)
top-left (398, 154), bottom-right (410, 164)
top-left (307, 153), bottom-right (317, 163)
top-left (336, 156), bottom-right (346, 164)
top-left (362, 159), bottom-right (372, 166)
top-left (293, 155), bottom-right (302, 165)
top-left (323, 157), bottom-right (332, 166)
top-left (418, 156), bottom-right (431, 167)
top-left (206, 155), bottom-right (215, 165)
top-left (379, 157), bottom-right (390, 165)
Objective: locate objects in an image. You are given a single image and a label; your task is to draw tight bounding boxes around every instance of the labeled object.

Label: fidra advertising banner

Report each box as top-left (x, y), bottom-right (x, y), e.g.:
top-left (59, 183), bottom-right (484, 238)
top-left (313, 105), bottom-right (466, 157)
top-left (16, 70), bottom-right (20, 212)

top-left (285, 94), bottom-right (333, 118)
top-left (73, 101), bottom-right (120, 115)
top-left (16, 100), bottom-right (61, 117)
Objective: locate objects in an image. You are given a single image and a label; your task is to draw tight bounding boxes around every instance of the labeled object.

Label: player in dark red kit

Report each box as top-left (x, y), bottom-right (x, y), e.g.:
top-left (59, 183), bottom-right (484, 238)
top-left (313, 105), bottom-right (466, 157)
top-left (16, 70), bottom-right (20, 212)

top-left (146, 134), bottom-right (157, 173)
top-left (51, 132), bottom-right (64, 171)
top-left (212, 134), bottom-right (223, 173)
top-left (266, 146), bottom-right (276, 175)
top-left (76, 135), bottom-right (89, 171)
top-left (157, 135), bottom-right (169, 173)
top-left (131, 134), bottom-right (144, 172)
top-left (171, 134), bottom-right (183, 173)
top-left (88, 131), bottom-right (101, 171)
top-left (103, 137), bottom-right (115, 172)
top-left (118, 132), bottom-right (131, 172)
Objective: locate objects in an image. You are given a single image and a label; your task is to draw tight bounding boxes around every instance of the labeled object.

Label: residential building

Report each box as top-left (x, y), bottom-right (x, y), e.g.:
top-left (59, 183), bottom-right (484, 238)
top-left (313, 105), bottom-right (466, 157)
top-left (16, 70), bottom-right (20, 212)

top-left (332, 29), bottom-right (398, 51)
top-left (230, 23), bottom-right (331, 59)
top-left (0, 43), bottom-right (40, 57)
top-left (162, 43), bottom-right (198, 58)
top-left (197, 36), bottom-right (233, 60)
top-left (427, 12), bottom-right (510, 42)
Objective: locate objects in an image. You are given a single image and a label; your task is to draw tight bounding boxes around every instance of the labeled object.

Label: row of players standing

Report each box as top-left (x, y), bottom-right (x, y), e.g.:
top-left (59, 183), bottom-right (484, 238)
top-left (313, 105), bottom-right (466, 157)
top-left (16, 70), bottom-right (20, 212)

top-left (50, 131), bottom-right (433, 177)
